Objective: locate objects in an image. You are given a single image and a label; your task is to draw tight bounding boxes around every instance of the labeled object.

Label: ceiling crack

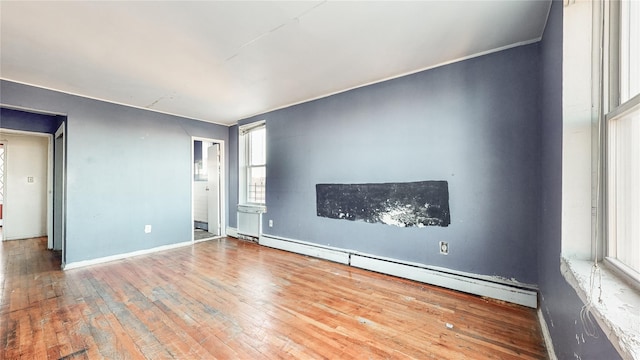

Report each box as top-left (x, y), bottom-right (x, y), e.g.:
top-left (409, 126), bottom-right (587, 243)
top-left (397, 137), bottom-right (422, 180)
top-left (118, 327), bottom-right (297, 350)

top-left (146, 96), bottom-right (164, 109)
top-left (225, 1), bottom-right (327, 62)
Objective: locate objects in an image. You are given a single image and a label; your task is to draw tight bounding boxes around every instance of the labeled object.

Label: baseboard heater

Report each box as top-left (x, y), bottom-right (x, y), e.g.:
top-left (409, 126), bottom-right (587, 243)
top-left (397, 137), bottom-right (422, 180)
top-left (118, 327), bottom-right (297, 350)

top-left (237, 204), bottom-right (265, 239)
top-left (259, 234), bottom-right (537, 308)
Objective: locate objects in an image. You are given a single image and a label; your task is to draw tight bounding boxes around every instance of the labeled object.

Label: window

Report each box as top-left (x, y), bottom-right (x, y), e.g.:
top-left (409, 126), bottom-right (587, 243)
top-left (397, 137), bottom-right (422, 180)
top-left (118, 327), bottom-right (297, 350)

top-left (240, 122), bottom-right (266, 205)
top-left (559, 2), bottom-right (640, 358)
top-left (193, 140), bottom-right (212, 182)
top-left (606, 0), bottom-right (640, 281)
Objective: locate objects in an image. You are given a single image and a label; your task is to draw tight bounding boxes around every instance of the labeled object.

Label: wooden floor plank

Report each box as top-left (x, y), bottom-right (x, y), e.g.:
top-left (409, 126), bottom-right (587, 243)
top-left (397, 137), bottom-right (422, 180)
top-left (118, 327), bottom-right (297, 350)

top-left (1, 236), bottom-right (547, 359)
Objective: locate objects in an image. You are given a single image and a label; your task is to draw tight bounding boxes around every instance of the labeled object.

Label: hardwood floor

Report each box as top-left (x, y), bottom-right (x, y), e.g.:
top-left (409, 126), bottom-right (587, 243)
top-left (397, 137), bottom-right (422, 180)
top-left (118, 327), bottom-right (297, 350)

top-left (194, 229), bottom-right (217, 242)
top-left (1, 237), bottom-right (547, 359)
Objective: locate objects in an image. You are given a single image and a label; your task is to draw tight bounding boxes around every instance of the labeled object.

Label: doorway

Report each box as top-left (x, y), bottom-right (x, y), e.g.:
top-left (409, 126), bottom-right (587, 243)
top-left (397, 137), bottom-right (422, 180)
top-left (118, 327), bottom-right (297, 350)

top-left (0, 108), bottom-right (65, 266)
top-left (0, 131), bottom-right (50, 243)
top-left (192, 138), bottom-right (224, 242)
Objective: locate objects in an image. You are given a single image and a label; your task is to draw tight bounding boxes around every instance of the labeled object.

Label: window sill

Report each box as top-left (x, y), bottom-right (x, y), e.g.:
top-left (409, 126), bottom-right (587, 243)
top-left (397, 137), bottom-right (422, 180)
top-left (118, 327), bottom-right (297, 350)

top-left (561, 257), bottom-right (640, 360)
top-left (237, 204), bottom-right (266, 213)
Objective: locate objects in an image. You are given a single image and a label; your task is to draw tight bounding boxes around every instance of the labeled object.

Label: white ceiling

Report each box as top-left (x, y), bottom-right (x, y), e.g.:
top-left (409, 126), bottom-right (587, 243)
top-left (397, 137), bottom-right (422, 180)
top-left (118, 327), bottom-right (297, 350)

top-left (0, 1), bottom-right (551, 126)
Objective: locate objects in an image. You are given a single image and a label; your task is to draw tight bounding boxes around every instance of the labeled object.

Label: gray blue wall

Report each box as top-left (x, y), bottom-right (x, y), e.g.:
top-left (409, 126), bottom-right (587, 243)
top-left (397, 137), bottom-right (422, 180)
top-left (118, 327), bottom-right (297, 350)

top-left (235, 43), bottom-right (542, 285)
top-left (538, 2), bottom-right (621, 359)
top-left (0, 107), bottom-right (63, 134)
top-left (1, 80), bottom-right (229, 264)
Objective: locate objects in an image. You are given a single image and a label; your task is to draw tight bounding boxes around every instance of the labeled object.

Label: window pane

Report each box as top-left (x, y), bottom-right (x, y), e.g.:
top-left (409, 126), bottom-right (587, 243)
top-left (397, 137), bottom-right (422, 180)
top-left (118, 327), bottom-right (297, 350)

top-left (249, 127), bottom-right (266, 166)
top-left (608, 106), bottom-right (640, 273)
top-left (248, 166), bottom-right (266, 204)
top-left (621, 0), bottom-right (640, 102)
top-left (194, 141), bottom-right (209, 181)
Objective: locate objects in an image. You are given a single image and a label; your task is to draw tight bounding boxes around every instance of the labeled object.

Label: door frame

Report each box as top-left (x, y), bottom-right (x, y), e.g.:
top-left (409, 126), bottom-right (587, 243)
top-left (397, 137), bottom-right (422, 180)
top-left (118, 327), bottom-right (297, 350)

top-left (53, 122), bottom-right (66, 265)
top-left (191, 137), bottom-right (225, 243)
top-left (0, 140), bottom-right (6, 230)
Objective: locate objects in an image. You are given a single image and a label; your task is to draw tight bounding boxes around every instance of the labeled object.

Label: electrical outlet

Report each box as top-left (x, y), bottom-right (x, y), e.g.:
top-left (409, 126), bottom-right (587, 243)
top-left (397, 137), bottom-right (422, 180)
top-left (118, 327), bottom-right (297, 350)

top-left (439, 241), bottom-right (449, 255)
top-left (27, 176), bottom-right (34, 183)
top-left (268, 220), bottom-right (273, 227)
top-left (144, 225), bottom-right (152, 233)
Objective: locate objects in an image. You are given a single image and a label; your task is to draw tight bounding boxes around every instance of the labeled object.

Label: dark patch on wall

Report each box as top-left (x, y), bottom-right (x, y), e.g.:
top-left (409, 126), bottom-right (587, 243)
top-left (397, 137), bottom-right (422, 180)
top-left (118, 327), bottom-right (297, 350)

top-left (316, 181), bottom-right (450, 227)
top-left (0, 107), bottom-right (62, 134)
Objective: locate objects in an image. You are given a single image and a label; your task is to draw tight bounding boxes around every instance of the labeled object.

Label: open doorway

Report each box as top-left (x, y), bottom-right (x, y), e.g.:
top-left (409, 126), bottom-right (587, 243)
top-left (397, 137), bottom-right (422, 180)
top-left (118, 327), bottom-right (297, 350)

top-left (0, 108), bottom-right (65, 267)
top-left (192, 138), bottom-right (225, 242)
top-left (0, 130), bottom-right (50, 244)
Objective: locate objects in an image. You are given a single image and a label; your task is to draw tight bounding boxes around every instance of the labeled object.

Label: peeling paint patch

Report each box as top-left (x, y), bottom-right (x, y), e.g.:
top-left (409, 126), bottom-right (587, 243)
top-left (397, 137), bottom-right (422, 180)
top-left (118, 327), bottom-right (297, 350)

top-left (316, 181), bottom-right (450, 227)
top-left (561, 257), bottom-right (640, 359)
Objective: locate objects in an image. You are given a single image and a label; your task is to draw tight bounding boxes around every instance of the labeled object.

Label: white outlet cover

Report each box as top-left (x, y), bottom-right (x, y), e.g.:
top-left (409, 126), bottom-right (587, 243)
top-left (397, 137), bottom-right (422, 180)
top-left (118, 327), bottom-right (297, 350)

top-left (144, 225), bottom-right (152, 233)
top-left (269, 220), bottom-right (273, 227)
top-left (439, 241), bottom-right (449, 255)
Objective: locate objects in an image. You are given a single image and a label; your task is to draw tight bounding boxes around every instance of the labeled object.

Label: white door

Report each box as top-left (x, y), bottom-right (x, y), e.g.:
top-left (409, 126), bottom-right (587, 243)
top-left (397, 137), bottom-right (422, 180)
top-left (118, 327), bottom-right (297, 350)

top-left (207, 144), bottom-right (220, 236)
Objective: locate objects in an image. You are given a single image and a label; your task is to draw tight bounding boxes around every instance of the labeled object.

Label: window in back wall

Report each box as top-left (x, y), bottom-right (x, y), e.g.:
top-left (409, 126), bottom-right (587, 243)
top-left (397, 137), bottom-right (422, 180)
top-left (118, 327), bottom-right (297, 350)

top-left (239, 121), bottom-right (266, 205)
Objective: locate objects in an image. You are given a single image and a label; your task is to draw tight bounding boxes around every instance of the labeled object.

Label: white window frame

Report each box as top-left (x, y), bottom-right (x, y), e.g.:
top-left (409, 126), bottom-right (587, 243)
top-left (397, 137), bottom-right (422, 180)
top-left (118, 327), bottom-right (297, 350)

top-left (560, 2), bottom-right (640, 359)
top-left (605, 96), bottom-right (640, 285)
top-left (603, 0), bottom-right (640, 284)
top-left (239, 120), bottom-right (266, 206)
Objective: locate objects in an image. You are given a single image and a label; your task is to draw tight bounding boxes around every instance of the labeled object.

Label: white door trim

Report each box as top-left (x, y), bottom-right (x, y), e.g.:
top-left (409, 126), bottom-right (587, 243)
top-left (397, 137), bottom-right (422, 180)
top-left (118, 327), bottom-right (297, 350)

top-left (191, 137), bottom-right (226, 243)
top-left (54, 123), bottom-right (66, 265)
top-left (48, 134), bottom-right (53, 249)
top-left (0, 140), bottom-right (6, 231)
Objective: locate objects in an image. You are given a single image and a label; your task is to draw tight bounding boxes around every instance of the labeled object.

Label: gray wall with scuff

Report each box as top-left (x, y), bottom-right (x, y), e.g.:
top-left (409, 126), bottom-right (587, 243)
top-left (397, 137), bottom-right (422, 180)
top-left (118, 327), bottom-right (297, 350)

top-left (234, 43), bottom-right (542, 285)
top-left (0, 80), bottom-right (229, 264)
top-left (537, 2), bottom-right (621, 359)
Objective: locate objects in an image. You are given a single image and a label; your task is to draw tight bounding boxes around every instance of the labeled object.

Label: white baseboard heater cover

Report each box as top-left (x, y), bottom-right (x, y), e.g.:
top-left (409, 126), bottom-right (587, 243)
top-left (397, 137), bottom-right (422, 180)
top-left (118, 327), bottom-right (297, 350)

top-left (259, 234), bottom-right (537, 308)
top-left (350, 254), bottom-right (537, 308)
top-left (237, 204), bottom-right (264, 238)
top-left (259, 234), bottom-right (350, 264)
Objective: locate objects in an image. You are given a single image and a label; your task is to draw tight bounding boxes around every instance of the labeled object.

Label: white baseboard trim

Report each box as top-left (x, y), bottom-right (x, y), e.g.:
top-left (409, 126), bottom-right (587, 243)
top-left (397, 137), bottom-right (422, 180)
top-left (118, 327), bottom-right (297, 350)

top-left (259, 234), bottom-right (537, 308)
top-left (226, 227), bottom-right (238, 238)
top-left (3, 232), bottom-right (47, 241)
top-left (259, 234), bottom-right (350, 264)
top-left (538, 308), bottom-right (558, 360)
top-left (64, 240), bottom-right (193, 270)
top-left (351, 254), bottom-right (537, 308)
